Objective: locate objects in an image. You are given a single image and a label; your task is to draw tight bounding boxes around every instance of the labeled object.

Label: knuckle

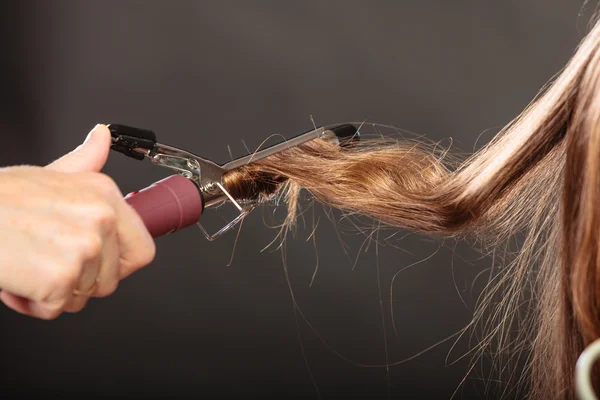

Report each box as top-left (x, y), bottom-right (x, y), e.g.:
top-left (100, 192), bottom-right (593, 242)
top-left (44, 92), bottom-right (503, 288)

top-left (143, 242), bottom-right (157, 265)
top-left (95, 280), bottom-right (118, 298)
top-left (64, 299), bottom-right (87, 313)
top-left (89, 173), bottom-right (121, 198)
top-left (134, 242), bottom-right (157, 268)
top-left (37, 302), bottom-right (64, 320)
top-left (86, 203), bottom-right (118, 233)
top-left (76, 232), bottom-right (103, 261)
top-left (42, 262), bottom-right (79, 298)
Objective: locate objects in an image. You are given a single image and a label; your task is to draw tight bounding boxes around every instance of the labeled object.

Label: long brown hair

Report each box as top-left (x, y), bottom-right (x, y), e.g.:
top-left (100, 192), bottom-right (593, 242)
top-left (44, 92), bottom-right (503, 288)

top-left (222, 16), bottom-right (600, 399)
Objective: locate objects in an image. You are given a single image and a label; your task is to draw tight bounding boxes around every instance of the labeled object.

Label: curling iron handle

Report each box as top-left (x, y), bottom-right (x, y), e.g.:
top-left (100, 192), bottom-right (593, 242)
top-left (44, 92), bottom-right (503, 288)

top-left (124, 175), bottom-right (204, 238)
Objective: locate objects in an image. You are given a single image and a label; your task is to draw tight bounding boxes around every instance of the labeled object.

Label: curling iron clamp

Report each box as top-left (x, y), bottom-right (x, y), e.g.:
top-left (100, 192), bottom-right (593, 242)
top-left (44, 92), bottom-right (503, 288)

top-left (107, 123), bottom-right (359, 240)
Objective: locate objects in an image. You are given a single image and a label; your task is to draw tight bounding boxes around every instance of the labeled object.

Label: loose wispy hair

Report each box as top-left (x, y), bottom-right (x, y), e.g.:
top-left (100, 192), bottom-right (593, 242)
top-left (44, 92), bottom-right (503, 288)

top-left (222, 16), bottom-right (600, 399)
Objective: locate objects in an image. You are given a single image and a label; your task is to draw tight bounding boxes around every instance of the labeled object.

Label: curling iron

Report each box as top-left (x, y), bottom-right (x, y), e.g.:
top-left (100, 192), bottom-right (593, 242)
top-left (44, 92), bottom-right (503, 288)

top-left (108, 123), bottom-right (359, 240)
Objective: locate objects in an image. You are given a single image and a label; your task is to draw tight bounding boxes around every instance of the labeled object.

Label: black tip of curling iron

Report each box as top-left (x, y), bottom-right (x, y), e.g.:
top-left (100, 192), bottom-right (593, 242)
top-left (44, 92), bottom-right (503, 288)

top-left (107, 123), bottom-right (157, 161)
top-left (330, 123), bottom-right (360, 147)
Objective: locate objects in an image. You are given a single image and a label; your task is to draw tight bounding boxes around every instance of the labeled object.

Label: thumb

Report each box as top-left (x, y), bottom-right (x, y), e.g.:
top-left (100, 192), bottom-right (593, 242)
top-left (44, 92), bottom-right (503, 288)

top-left (47, 124), bottom-right (112, 173)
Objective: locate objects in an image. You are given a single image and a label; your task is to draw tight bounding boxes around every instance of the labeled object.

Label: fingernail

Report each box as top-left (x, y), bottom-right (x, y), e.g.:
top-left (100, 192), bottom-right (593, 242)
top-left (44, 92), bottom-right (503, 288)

top-left (84, 124), bottom-right (103, 144)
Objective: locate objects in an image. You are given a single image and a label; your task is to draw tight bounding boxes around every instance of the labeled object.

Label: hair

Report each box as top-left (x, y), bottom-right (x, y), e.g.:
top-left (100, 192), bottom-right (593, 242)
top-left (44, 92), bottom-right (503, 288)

top-left (222, 16), bottom-right (600, 400)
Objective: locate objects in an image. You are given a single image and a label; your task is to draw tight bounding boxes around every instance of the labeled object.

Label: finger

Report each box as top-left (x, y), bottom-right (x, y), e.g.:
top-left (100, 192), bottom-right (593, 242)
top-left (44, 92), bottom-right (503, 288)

top-left (0, 223), bottom-right (72, 302)
top-left (64, 239), bottom-right (102, 313)
top-left (64, 230), bottom-right (119, 311)
top-left (0, 291), bottom-right (63, 320)
top-left (46, 124), bottom-right (111, 173)
top-left (114, 199), bottom-right (157, 279)
top-left (0, 290), bottom-right (34, 317)
top-left (65, 252), bottom-right (99, 313)
top-left (64, 292), bottom-right (90, 313)
top-left (93, 228), bottom-right (120, 298)
top-left (75, 247), bottom-right (102, 295)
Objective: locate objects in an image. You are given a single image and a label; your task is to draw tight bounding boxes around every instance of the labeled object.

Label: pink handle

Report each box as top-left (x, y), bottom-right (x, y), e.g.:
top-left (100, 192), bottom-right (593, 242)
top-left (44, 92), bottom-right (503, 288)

top-left (124, 175), bottom-right (204, 238)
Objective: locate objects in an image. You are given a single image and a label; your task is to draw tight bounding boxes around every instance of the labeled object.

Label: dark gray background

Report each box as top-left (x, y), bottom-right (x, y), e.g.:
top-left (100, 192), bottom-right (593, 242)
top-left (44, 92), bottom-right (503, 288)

top-left (0, 1), bottom-right (593, 398)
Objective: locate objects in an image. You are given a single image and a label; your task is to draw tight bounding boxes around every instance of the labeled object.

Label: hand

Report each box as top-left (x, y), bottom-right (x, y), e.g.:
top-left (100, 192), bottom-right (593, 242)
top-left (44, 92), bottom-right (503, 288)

top-left (0, 124), bottom-right (156, 319)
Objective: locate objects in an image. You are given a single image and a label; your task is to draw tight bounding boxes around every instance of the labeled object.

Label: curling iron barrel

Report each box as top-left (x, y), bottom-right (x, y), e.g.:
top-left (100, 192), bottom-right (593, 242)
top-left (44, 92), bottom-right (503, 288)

top-left (124, 175), bottom-right (204, 238)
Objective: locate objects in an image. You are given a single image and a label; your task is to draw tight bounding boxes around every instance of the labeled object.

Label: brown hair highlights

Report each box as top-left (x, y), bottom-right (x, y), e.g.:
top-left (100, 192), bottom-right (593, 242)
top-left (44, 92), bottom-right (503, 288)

top-left (222, 17), bottom-right (600, 400)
